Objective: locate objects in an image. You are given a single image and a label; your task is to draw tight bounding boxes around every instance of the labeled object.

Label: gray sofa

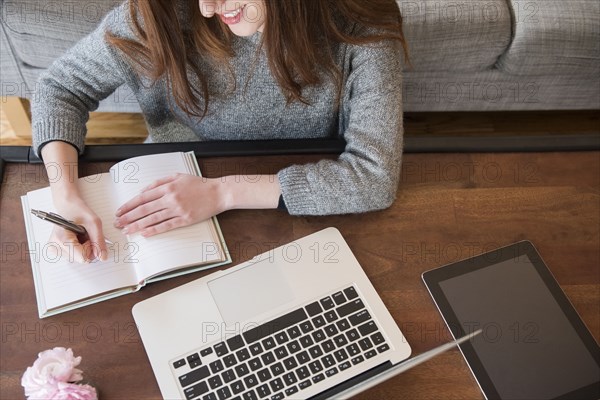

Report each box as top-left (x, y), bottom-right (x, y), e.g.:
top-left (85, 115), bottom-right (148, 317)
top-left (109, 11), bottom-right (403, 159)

top-left (1, 0), bottom-right (599, 113)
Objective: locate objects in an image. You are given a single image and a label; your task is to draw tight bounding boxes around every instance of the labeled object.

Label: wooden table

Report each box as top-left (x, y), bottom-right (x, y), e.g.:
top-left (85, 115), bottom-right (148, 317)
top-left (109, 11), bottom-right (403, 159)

top-left (1, 151), bottom-right (598, 399)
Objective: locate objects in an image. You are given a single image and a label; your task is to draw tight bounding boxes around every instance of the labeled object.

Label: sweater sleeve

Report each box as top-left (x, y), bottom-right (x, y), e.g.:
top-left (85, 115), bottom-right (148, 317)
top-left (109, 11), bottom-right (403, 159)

top-left (31, 2), bottom-right (134, 156)
top-left (277, 38), bottom-right (404, 215)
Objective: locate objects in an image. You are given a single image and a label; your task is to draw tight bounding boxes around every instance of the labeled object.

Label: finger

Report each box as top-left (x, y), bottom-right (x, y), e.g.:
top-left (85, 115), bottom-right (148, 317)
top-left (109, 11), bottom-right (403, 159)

top-left (115, 186), bottom-right (164, 218)
top-left (84, 217), bottom-right (108, 261)
top-left (115, 196), bottom-right (168, 229)
top-left (51, 227), bottom-right (88, 264)
top-left (123, 208), bottom-right (174, 235)
top-left (140, 217), bottom-right (185, 237)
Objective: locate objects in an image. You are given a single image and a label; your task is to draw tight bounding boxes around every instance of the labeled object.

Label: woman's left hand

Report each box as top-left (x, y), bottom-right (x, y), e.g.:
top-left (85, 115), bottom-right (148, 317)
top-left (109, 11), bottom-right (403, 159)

top-left (114, 174), bottom-right (227, 237)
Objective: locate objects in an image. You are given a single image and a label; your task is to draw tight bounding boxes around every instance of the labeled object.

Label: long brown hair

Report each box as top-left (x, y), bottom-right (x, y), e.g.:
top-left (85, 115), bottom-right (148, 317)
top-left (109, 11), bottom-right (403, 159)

top-left (107, 0), bottom-right (409, 119)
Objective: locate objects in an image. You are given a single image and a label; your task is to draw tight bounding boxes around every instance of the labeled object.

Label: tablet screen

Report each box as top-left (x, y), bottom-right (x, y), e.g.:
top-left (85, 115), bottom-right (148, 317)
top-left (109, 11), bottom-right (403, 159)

top-left (423, 242), bottom-right (600, 400)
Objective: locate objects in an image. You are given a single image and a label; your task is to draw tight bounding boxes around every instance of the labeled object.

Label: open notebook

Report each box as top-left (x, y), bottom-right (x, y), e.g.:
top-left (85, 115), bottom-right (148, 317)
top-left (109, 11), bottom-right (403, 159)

top-left (21, 152), bottom-right (231, 318)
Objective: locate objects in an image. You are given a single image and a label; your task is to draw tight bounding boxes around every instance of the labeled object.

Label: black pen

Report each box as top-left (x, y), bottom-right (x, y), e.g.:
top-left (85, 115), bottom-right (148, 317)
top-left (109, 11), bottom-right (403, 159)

top-left (31, 209), bottom-right (113, 245)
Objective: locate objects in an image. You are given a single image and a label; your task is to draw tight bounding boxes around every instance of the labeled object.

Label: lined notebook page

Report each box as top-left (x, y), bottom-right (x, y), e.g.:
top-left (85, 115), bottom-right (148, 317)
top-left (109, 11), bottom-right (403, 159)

top-left (25, 173), bottom-right (135, 311)
top-left (109, 153), bottom-right (224, 281)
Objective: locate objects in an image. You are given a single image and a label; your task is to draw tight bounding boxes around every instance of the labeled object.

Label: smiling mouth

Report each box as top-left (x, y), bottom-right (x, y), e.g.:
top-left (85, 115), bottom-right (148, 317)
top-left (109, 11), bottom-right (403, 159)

top-left (220, 4), bottom-right (246, 18)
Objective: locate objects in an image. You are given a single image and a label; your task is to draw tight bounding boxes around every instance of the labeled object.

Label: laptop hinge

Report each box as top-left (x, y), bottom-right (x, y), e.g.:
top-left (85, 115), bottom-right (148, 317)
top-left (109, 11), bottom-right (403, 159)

top-left (308, 361), bottom-right (394, 400)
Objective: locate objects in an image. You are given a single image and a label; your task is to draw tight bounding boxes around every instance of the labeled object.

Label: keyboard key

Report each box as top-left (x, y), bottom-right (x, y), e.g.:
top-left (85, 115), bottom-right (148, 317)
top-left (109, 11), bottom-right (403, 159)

top-left (296, 366), bottom-right (310, 380)
top-left (248, 357), bottom-right (263, 371)
top-left (333, 334), bottom-right (348, 348)
top-left (208, 360), bottom-right (225, 374)
top-left (305, 301), bottom-right (323, 317)
top-left (325, 367), bottom-right (338, 377)
top-left (244, 374), bottom-right (259, 388)
top-left (235, 364), bottom-right (250, 377)
top-left (324, 324), bottom-right (339, 337)
top-left (322, 355), bottom-right (335, 368)
top-left (311, 315), bottom-right (326, 328)
top-left (298, 379), bottom-right (312, 390)
top-left (365, 350), bottom-right (377, 359)
top-left (359, 337), bottom-right (374, 351)
top-left (322, 339), bottom-right (336, 353)
top-left (231, 380), bottom-right (245, 394)
top-left (274, 346), bottom-right (288, 359)
top-left (184, 381), bottom-right (208, 400)
top-left (243, 391), bottom-right (258, 400)
top-left (299, 321), bottom-right (314, 334)
top-left (256, 384), bottom-right (271, 398)
top-left (187, 353), bottom-right (200, 364)
top-left (344, 286), bottom-right (359, 300)
top-left (250, 343), bottom-right (263, 356)
top-left (283, 371), bottom-right (297, 386)
top-left (237, 348), bottom-right (251, 362)
top-left (257, 368), bottom-right (272, 382)
top-left (320, 296), bottom-right (335, 310)
top-left (348, 309), bottom-right (371, 326)
top-left (285, 386), bottom-right (299, 396)
top-left (216, 386), bottom-right (232, 400)
top-left (308, 360), bottom-right (323, 374)
top-left (324, 311), bottom-right (338, 323)
top-left (203, 393), bottom-right (218, 400)
top-left (377, 344), bottom-right (390, 353)
top-left (312, 329), bottom-right (326, 343)
top-left (358, 321), bottom-right (378, 336)
top-left (296, 351), bottom-right (310, 365)
top-left (189, 359), bottom-right (202, 368)
top-left (274, 332), bottom-right (289, 345)
top-left (371, 332), bottom-right (385, 345)
top-left (271, 393), bottom-right (284, 400)
top-left (334, 349), bottom-right (348, 362)
top-left (351, 355), bottom-right (365, 365)
top-left (336, 319), bottom-right (350, 331)
top-left (262, 337), bottom-right (276, 350)
top-left (347, 343), bottom-right (360, 356)
top-left (337, 299), bottom-right (365, 318)
top-left (287, 326), bottom-right (302, 339)
top-left (332, 291), bottom-right (346, 305)
top-left (286, 340), bottom-right (301, 354)
top-left (283, 356), bottom-right (298, 371)
top-left (261, 351), bottom-right (276, 365)
top-left (215, 342), bottom-right (228, 357)
top-left (227, 335), bottom-right (245, 352)
top-left (270, 362), bottom-right (285, 376)
top-left (308, 345), bottom-right (323, 359)
top-left (222, 369), bottom-right (236, 383)
top-left (338, 361), bottom-right (351, 371)
top-left (201, 347), bottom-right (214, 357)
top-left (173, 359), bottom-right (186, 369)
top-left (209, 375), bottom-right (223, 389)
top-left (224, 354), bottom-right (237, 368)
top-left (346, 329), bottom-right (360, 343)
top-left (312, 373), bottom-right (325, 384)
top-left (269, 377), bottom-right (284, 392)
top-left (179, 365), bottom-right (210, 388)
top-left (299, 335), bottom-right (314, 348)
top-left (243, 309), bottom-right (308, 344)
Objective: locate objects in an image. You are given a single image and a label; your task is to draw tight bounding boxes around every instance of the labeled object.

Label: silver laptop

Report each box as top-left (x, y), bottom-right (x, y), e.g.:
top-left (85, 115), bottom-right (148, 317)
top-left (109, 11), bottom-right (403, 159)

top-left (133, 227), bottom-right (478, 400)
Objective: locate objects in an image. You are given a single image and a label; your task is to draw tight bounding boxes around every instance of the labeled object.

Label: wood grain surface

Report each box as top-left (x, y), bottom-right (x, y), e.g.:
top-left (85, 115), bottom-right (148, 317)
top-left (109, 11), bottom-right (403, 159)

top-left (1, 151), bottom-right (598, 399)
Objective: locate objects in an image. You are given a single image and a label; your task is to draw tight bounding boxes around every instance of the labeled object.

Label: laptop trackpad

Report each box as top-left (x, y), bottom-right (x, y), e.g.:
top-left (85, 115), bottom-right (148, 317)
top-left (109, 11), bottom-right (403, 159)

top-left (208, 259), bottom-right (295, 326)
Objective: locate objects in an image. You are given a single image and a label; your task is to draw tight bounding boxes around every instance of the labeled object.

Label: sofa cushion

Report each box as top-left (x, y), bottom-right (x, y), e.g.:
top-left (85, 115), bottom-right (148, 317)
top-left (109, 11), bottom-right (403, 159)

top-left (497, 0), bottom-right (600, 76)
top-left (398, 0), bottom-right (512, 71)
top-left (1, 0), bottom-right (123, 68)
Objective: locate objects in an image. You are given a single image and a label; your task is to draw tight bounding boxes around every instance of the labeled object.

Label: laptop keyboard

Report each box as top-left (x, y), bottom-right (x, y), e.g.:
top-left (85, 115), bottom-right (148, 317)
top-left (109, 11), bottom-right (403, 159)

top-left (172, 285), bottom-right (391, 400)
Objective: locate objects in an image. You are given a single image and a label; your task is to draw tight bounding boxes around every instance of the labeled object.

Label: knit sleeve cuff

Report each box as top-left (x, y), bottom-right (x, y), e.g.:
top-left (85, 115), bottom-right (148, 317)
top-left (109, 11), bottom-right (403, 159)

top-left (32, 119), bottom-right (87, 158)
top-left (277, 166), bottom-right (319, 216)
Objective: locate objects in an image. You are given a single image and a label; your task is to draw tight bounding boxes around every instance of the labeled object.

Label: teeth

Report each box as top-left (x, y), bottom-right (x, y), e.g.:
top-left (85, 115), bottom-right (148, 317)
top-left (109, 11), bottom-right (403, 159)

top-left (223, 8), bottom-right (242, 18)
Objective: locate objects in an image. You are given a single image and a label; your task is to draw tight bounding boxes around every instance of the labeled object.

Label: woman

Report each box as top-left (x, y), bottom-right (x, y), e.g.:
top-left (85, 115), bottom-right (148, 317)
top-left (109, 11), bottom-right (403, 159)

top-left (33, 0), bottom-right (409, 263)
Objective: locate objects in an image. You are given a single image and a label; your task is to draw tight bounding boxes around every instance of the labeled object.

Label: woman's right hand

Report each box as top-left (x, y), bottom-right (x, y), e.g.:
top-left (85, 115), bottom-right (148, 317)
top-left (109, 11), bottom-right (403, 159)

top-left (49, 194), bottom-right (108, 264)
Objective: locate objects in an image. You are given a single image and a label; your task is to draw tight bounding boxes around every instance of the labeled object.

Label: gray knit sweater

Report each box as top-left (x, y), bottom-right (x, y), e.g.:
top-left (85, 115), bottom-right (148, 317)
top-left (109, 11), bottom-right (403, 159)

top-left (32, 1), bottom-right (404, 216)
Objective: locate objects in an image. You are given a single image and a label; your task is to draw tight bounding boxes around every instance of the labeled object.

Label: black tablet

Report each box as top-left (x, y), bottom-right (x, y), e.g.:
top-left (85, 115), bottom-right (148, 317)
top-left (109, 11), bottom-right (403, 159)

top-left (422, 241), bottom-right (600, 400)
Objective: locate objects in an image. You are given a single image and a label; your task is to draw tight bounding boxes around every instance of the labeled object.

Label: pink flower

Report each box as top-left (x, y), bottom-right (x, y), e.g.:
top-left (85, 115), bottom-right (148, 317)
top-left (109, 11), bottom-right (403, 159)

top-left (21, 347), bottom-right (97, 400)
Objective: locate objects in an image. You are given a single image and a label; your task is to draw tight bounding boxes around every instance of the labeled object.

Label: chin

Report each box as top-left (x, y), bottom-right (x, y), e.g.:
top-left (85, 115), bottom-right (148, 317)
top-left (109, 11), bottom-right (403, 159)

top-left (228, 24), bottom-right (262, 37)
